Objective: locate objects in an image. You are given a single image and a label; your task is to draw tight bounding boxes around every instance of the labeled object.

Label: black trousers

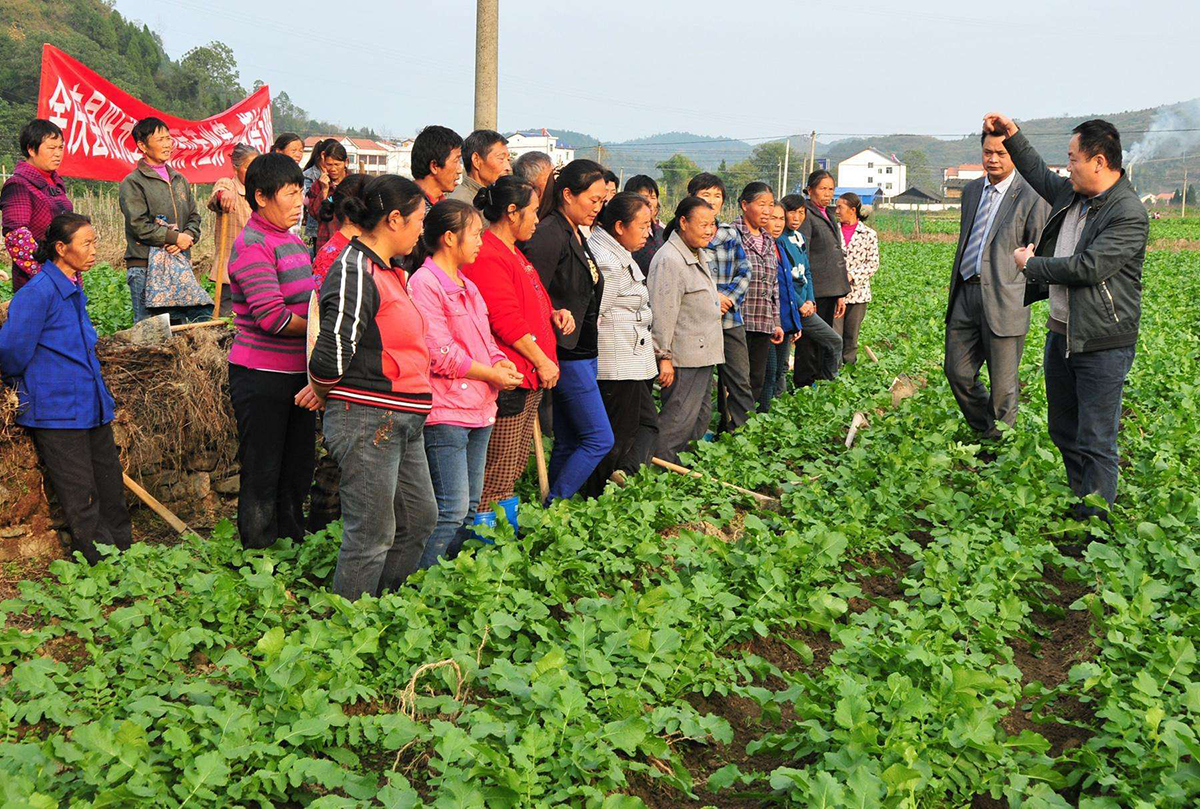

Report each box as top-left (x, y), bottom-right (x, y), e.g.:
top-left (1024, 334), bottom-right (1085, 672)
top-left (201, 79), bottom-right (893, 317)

top-left (584, 378), bottom-right (658, 497)
top-left (31, 423), bottom-right (132, 564)
top-left (307, 412), bottom-right (342, 533)
top-left (793, 296), bottom-right (843, 387)
top-left (228, 365), bottom-right (316, 549)
top-left (621, 377), bottom-right (660, 473)
top-left (745, 330), bottom-right (775, 407)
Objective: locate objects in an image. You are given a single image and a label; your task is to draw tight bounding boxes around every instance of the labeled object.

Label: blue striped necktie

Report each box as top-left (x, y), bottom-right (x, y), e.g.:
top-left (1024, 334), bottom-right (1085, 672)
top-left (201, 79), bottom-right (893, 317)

top-left (960, 185), bottom-right (995, 281)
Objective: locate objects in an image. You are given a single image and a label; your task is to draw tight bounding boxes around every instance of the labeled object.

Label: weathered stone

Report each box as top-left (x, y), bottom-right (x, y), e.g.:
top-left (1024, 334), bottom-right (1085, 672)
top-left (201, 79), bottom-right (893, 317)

top-left (187, 451), bottom-right (219, 472)
top-left (213, 474), bottom-right (240, 495)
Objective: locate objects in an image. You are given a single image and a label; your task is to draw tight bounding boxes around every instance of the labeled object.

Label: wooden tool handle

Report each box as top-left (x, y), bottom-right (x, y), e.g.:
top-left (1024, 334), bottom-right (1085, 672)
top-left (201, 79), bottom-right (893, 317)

top-left (122, 473), bottom-right (191, 535)
top-left (532, 421), bottom-right (550, 502)
top-left (170, 319), bottom-right (228, 333)
top-left (650, 457), bottom-right (779, 508)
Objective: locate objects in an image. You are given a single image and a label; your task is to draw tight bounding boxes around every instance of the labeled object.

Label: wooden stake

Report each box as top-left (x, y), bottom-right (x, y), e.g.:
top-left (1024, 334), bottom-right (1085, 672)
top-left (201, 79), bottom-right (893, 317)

top-left (122, 473), bottom-right (192, 535)
top-left (211, 214), bottom-right (232, 319)
top-left (170, 319), bottom-right (228, 333)
top-left (864, 345), bottom-right (879, 363)
top-left (531, 421), bottom-right (550, 502)
top-left (845, 412), bottom-right (869, 448)
top-left (651, 457), bottom-right (779, 509)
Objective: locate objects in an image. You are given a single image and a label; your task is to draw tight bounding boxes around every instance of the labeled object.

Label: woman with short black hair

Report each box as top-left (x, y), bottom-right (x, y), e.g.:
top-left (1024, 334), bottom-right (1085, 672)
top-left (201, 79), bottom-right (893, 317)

top-left (0, 213), bottom-right (130, 564)
top-left (226, 153), bottom-right (318, 551)
top-left (523, 159), bottom-right (614, 502)
top-left (272, 133), bottom-right (304, 164)
top-left (649, 198), bottom-right (724, 464)
top-left (1, 119), bottom-right (73, 291)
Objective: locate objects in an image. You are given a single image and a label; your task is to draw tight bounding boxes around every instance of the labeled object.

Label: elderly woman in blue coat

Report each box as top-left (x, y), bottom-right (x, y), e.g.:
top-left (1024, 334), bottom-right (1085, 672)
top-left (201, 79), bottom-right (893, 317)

top-left (0, 213), bottom-right (131, 564)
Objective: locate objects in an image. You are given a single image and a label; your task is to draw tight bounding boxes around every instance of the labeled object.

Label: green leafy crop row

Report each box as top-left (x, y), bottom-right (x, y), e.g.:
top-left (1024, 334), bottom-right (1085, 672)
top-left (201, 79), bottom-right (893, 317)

top-left (2, 243), bottom-right (1198, 807)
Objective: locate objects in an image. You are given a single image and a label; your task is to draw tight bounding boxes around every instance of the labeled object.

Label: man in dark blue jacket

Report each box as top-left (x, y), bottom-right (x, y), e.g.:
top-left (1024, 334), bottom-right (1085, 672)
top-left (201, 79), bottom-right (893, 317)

top-left (984, 113), bottom-right (1148, 520)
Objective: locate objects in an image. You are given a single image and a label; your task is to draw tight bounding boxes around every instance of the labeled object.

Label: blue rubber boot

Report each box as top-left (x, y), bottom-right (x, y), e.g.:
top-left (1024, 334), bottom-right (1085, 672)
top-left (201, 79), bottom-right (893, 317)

top-left (498, 496), bottom-right (520, 534)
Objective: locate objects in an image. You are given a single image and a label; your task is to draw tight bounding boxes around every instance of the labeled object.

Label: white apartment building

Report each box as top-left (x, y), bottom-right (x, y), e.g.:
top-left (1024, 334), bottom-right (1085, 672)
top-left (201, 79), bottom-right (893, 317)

top-left (837, 148), bottom-right (907, 197)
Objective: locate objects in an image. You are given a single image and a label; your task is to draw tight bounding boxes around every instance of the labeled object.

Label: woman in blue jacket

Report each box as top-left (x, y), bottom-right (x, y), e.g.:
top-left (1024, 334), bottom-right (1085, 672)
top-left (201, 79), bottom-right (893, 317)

top-left (760, 201), bottom-right (802, 411)
top-left (780, 195), bottom-right (843, 390)
top-left (0, 213), bottom-right (131, 564)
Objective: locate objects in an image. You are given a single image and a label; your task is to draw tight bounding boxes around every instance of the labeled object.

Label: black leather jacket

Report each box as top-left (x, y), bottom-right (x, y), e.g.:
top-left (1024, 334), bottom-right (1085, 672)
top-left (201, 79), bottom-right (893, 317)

top-left (1008, 131), bottom-right (1148, 355)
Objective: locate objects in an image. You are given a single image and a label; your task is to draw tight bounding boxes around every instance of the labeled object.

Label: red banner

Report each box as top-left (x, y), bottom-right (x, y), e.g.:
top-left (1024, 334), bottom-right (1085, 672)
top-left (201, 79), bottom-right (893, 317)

top-left (37, 44), bottom-right (273, 183)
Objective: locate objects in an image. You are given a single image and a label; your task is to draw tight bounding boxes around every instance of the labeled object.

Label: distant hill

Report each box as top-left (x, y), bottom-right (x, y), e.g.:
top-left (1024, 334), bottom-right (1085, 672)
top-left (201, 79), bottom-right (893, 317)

top-left (817, 100), bottom-right (1200, 195)
top-left (526, 100), bottom-right (1199, 197)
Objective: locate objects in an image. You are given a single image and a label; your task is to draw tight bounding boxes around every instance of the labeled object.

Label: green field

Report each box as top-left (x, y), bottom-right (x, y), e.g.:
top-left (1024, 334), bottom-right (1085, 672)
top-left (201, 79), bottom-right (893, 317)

top-left (868, 211), bottom-right (1200, 242)
top-left (2, 242), bottom-right (1198, 808)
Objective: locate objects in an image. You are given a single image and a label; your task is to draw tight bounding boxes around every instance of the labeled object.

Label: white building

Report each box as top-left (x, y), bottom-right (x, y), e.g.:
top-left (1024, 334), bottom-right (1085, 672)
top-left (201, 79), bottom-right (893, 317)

top-left (507, 130), bottom-right (576, 168)
top-left (381, 139), bottom-right (414, 178)
top-left (301, 136), bottom-right (391, 176)
top-left (837, 148), bottom-right (906, 198)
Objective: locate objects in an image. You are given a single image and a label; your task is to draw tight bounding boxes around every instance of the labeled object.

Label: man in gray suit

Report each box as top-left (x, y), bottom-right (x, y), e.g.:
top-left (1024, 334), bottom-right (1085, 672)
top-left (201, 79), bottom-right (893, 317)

top-left (944, 130), bottom-right (1049, 438)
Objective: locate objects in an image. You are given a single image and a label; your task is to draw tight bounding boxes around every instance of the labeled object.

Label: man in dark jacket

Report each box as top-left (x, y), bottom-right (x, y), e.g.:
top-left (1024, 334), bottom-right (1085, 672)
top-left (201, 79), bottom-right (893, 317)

top-left (985, 113), bottom-right (1148, 519)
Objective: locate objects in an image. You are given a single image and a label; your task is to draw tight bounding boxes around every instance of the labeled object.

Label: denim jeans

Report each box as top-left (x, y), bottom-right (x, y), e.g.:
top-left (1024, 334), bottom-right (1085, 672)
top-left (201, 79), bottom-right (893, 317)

top-left (323, 402), bottom-right (437, 599)
top-left (548, 358), bottom-right (614, 502)
top-left (760, 339), bottom-right (792, 412)
top-left (1043, 331), bottom-right (1136, 517)
top-left (420, 423), bottom-right (493, 569)
top-left (127, 265), bottom-right (150, 323)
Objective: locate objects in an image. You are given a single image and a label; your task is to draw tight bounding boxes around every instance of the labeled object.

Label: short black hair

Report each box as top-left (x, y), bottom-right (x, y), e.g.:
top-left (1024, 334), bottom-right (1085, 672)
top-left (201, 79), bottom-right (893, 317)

top-left (687, 172), bottom-right (726, 199)
top-left (244, 152), bottom-right (305, 211)
top-left (132, 117), bottom-right (169, 147)
top-left (980, 128), bottom-right (1007, 145)
top-left (412, 125), bottom-right (463, 180)
top-left (780, 193), bottom-right (806, 213)
top-left (462, 129), bottom-right (507, 175)
top-left (806, 169), bottom-right (835, 192)
top-left (602, 169), bottom-right (619, 186)
top-left (624, 174), bottom-right (660, 197)
top-left (19, 119), bottom-right (63, 159)
top-left (1072, 119), bottom-right (1122, 170)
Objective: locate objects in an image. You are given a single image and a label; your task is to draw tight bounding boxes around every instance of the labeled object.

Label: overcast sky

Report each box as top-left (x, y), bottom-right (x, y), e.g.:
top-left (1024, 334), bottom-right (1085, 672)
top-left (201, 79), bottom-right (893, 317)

top-left (114, 0), bottom-right (1197, 143)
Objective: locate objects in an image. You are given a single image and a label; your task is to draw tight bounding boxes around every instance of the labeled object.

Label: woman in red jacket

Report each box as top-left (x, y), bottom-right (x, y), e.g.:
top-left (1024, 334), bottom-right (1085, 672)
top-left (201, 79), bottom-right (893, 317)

top-left (462, 176), bottom-right (571, 522)
top-left (307, 175), bottom-right (433, 600)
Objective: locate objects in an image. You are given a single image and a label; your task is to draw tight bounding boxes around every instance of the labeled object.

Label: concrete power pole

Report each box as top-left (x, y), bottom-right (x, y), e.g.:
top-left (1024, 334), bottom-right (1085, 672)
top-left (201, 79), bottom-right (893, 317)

top-left (473, 0), bottom-right (499, 131)
top-left (1183, 167), bottom-right (1190, 218)
top-left (782, 138), bottom-right (790, 195)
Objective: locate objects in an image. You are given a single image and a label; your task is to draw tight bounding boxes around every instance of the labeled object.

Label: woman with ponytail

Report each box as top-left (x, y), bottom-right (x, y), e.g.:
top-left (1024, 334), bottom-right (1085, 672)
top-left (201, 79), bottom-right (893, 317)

top-left (522, 159), bottom-right (614, 502)
top-left (0, 213), bottom-right (131, 564)
top-left (461, 176), bottom-right (563, 520)
top-left (835, 192), bottom-right (879, 365)
top-left (410, 200), bottom-right (523, 567)
top-left (307, 174), bottom-right (435, 599)
top-left (311, 173), bottom-right (369, 288)
top-left (583, 191), bottom-right (658, 496)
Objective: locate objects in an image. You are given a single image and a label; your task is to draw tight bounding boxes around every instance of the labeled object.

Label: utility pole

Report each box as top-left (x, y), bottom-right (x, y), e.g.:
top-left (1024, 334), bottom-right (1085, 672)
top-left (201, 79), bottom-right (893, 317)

top-left (782, 138), bottom-right (790, 195)
top-left (1183, 167), bottom-right (1189, 218)
top-left (808, 130), bottom-right (817, 183)
top-left (473, 0), bottom-right (499, 131)
top-left (776, 159), bottom-right (782, 193)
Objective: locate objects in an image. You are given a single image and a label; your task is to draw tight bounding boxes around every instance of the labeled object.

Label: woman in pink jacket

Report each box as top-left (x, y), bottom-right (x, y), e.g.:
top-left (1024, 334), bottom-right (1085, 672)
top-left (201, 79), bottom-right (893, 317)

top-left (409, 200), bottom-right (524, 568)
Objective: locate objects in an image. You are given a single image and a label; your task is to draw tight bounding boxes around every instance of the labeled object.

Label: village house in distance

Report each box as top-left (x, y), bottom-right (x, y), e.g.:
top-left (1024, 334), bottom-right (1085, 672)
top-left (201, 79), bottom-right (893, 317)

top-left (299, 128), bottom-right (575, 181)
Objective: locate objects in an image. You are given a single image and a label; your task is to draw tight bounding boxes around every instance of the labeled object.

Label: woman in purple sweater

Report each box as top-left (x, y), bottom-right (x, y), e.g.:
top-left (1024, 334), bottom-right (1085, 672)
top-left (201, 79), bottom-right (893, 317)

top-left (226, 153), bottom-right (319, 549)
